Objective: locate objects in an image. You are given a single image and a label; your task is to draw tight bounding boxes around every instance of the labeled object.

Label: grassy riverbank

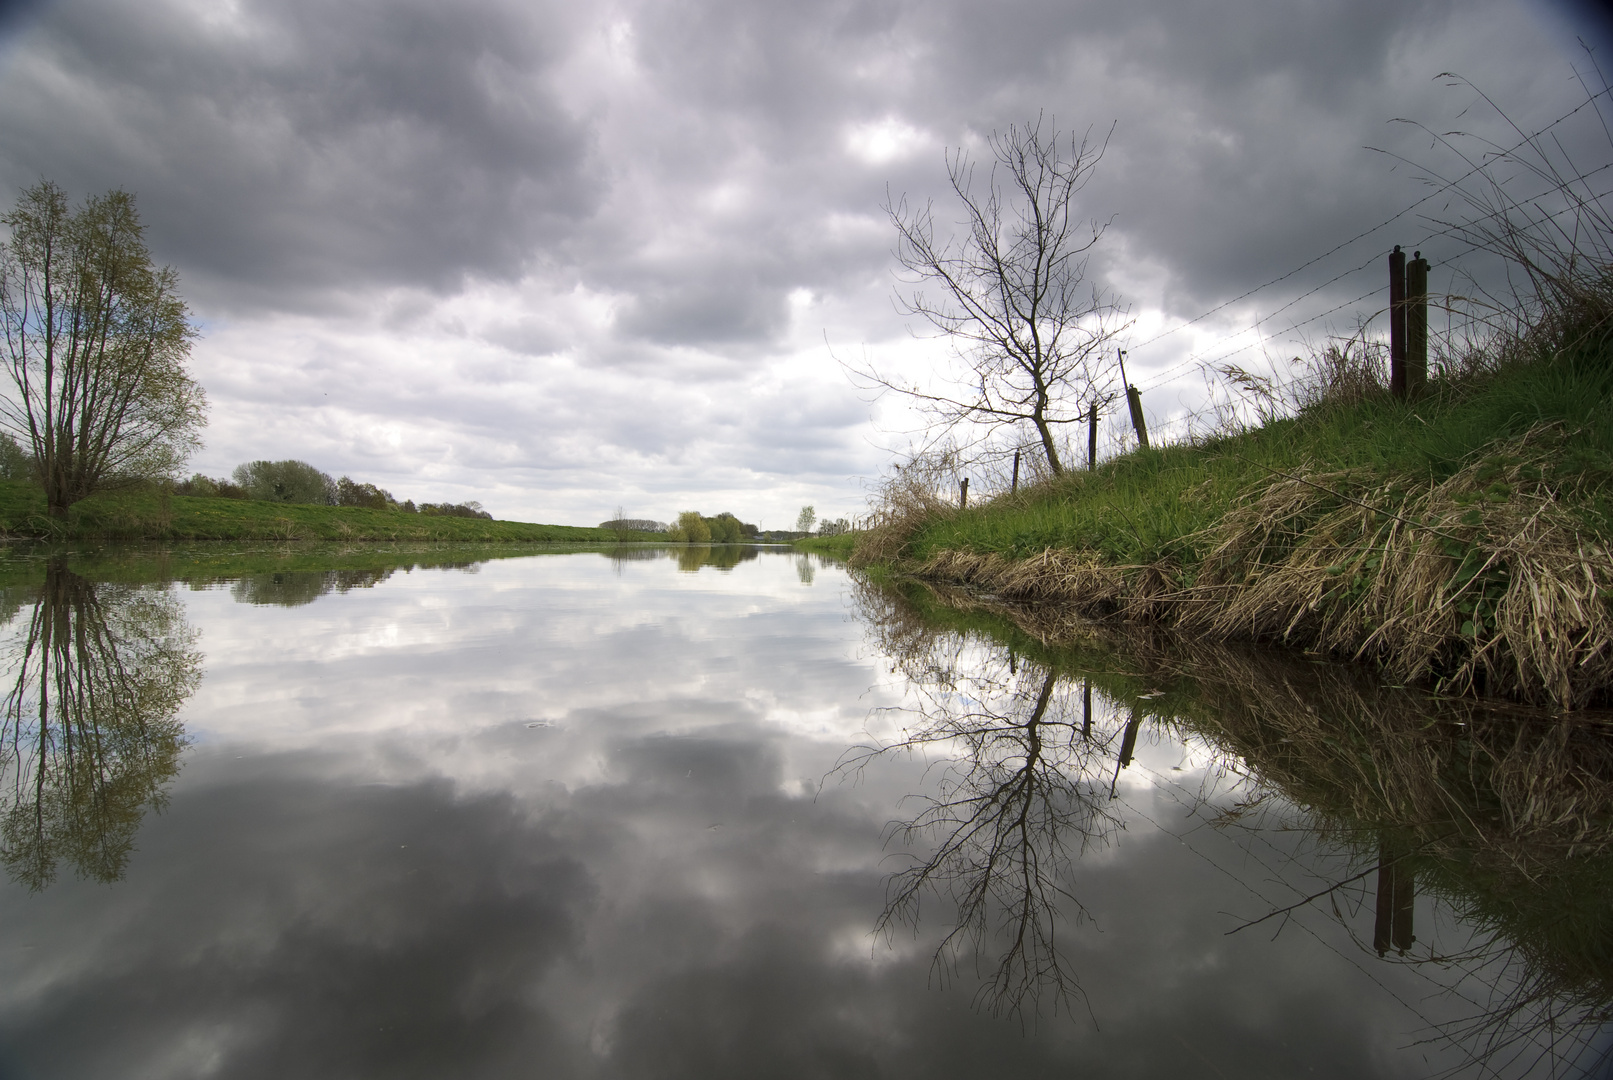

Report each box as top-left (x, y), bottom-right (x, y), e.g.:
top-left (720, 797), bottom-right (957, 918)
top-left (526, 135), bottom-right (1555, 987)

top-left (854, 326), bottom-right (1613, 707)
top-left (0, 482), bottom-right (649, 543)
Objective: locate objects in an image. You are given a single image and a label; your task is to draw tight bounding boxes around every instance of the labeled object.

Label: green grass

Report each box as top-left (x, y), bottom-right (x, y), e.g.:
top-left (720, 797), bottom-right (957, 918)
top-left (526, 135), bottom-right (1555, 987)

top-left (794, 533), bottom-right (858, 559)
top-left (890, 342), bottom-right (1613, 567)
top-left (0, 482), bottom-right (660, 544)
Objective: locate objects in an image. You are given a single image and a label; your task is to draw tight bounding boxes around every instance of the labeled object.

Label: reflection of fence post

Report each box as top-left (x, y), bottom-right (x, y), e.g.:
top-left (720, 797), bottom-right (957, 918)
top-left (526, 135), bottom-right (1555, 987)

top-left (1373, 835), bottom-right (1416, 957)
top-left (960, 477), bottom-right (968, 509)
top-left (1111, 705), bottom-right (1143, 797)
top-left (1118, 707), bottom-right (1141, 767)
top-left (1011, 450), bottom-right (1020, 494)
top-left (1389, 245), bottom-right (1408, 399)
top-left (1087, 402), bottom-right (1099, 470)
top-left (1406, 251), bottom-right (1429, 396)
top-left (1081, 679), bottom-right (1092, 740)
top-left (1373, 844), bottom-right (1394, 956)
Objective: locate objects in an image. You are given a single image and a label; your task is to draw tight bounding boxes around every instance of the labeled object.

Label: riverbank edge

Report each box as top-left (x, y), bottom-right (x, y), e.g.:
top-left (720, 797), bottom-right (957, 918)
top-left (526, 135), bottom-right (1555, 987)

top-left (0, 481), bottom-right (661, 544)
top-left (848, 352), bottom-right (1613, 708)
top-left (859, 486), bottom-right (1611, 710)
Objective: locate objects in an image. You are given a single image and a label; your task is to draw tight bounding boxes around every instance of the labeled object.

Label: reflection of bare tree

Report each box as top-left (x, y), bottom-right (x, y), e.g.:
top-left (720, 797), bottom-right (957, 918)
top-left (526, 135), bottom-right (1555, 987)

top-left (0, 563), bottom-right (200, 889)
top-left (846, 581), bottom-right (1131, 1016)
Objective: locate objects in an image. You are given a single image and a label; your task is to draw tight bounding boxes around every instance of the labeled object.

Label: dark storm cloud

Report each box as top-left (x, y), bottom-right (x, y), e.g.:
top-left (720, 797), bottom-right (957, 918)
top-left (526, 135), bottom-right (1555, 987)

top-left (0, 0), bottom-right (1575, 336)
top-left (615, 279), bottom-right (788, 346)
top-left (0, 0), bottom-right (596, 311)
top-left (0, 764), bottom-right (596, 1078)
top-left (0, 0), bottom-right (1591, 517)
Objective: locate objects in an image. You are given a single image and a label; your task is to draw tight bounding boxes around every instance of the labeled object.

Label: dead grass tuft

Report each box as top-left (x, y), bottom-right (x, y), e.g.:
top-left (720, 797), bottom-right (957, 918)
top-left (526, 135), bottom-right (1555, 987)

top-left (1187, 426), bottom-right (1613, 707)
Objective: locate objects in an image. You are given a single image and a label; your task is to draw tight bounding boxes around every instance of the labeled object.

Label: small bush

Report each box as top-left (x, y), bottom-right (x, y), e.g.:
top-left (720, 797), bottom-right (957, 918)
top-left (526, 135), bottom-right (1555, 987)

top-left (175, 473), bottom-right (247, 499)
top-left (418, 501), bottom-right (492, 520)
top-left (0, 434), bottom-right (34, 483)
top-left (336, 476), bottom-right (394, 510)
top-left (233, 460), bottom-right (336, 505)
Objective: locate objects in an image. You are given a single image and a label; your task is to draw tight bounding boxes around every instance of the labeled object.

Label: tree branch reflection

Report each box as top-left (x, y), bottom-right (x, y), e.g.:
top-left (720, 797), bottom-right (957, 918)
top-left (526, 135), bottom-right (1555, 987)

top-left (845, 588), bottom-right (1132, 1017)
top-left (0, 562), bottom-right (200, 889)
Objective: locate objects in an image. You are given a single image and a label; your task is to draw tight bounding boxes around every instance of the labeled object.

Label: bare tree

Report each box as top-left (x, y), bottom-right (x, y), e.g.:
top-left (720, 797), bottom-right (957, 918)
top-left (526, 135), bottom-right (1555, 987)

top-left (864, 119), bottom-right (1127, 475)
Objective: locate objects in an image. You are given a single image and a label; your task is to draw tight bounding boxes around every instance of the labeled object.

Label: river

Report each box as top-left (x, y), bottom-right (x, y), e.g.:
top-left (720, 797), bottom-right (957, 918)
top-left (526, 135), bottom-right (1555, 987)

top-left (0, 544), bottom-right (1606, 1078)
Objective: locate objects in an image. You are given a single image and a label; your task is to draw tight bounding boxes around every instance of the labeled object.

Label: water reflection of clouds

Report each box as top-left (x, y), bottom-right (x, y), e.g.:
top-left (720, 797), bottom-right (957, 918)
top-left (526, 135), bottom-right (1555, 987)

top-left (185, 553), bottom-right (884, 766)
top-left (0, 551), bottom-right (1588, 1078)
top-left (0, 743), bottom-right (1438, 1079)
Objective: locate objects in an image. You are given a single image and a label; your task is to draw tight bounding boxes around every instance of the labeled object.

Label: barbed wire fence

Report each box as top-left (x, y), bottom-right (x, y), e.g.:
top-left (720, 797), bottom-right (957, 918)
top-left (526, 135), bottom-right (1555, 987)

top-left (876, 74), bottom-right (1613, 511)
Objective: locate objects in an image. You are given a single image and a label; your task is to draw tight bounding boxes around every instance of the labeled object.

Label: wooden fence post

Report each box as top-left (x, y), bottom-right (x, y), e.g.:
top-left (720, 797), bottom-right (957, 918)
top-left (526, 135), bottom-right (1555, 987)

top-left (959, 477), bottom-right (968, 509)
top-left (1087, 401), bottom-right (1099, 470)
top-left (1116, 349), bottom-right (1149, 449)
top-left (1389, 245), bottom-right (1408, 399)
top-left (1011, 450), bottom-right (1020, 494)
top-left (1126, 386), bottom-right (1150, 449)
top-left (1406, 250), bottom-right (1429, 396)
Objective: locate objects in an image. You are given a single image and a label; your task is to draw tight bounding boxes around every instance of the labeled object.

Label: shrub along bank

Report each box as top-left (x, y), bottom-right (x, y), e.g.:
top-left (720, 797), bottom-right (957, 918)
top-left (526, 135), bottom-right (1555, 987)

top-left (853, 329), bottom-right (1613, 708)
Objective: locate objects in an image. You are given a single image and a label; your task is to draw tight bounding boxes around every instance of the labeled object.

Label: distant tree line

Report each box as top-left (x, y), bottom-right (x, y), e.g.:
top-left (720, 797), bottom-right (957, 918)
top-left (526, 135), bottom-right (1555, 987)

top-left (172, 459), bottom-right (493, 518)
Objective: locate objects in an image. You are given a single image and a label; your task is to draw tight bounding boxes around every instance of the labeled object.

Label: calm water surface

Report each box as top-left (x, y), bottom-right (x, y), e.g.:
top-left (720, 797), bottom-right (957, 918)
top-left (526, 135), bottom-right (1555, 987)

top-left (0, 546), bottom-right (1607, 1078)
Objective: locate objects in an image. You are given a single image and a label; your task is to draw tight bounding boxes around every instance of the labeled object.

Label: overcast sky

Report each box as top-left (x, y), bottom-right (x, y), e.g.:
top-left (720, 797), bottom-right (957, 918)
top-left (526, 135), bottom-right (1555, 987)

top-left (0, 0), bottom-right (1606, 526)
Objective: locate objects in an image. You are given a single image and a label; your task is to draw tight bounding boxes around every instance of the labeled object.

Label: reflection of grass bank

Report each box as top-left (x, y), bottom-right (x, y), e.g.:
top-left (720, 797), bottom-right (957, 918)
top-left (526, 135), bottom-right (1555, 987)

top-left (0, 482), bottom-right (654, 544)
top-left (0, 540), bottom-right (640, 592)
top-left (856, 574), bottom-right (1613, 1059)
top-left (856, 341), bottom-right (1613, 706)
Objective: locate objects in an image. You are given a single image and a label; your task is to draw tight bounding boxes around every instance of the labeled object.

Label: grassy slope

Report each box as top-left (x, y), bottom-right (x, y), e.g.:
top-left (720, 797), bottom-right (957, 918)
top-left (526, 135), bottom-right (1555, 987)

top-left (895, 349), bottom-right (1613, 567)
top-left (0, 482), bottom-right (659, 543)
top-left (860, 341), bottom-right (1613, 705)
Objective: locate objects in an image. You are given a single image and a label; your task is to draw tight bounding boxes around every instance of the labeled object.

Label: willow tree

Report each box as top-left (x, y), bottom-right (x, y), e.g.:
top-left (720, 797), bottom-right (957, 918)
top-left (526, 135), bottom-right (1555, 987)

top-left (0, 182), bottom-right (205, 516)
top-left (867, 120), bottom-right (1125, 475)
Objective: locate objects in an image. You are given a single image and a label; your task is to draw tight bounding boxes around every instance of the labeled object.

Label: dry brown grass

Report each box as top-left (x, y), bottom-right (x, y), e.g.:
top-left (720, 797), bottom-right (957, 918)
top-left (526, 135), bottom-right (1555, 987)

top-left (1188, 427), bottom-right (1612, 707)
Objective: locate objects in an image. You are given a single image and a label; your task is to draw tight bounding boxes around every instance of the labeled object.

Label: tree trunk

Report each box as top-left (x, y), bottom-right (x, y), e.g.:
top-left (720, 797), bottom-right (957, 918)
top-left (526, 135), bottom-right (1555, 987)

top-left (1034, 416), bottom-right (1063, 475)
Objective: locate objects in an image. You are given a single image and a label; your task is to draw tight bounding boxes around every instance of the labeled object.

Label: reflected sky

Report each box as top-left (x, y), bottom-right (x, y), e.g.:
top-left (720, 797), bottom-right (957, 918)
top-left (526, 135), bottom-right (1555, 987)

top-left (0, 549), bottom-right (1603, 1078)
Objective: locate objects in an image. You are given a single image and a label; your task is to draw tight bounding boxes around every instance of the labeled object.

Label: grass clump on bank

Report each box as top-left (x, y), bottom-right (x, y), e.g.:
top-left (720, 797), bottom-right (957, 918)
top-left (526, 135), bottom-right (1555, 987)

top-left (0, 481), bottom-right (655, 544)
top-left (856, 307), bottom-right (1613, 707)
top-left (794, 532), bottom-right (858, 559)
